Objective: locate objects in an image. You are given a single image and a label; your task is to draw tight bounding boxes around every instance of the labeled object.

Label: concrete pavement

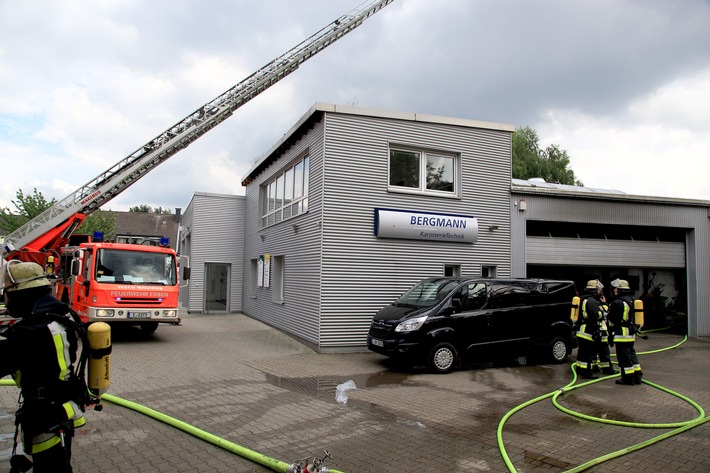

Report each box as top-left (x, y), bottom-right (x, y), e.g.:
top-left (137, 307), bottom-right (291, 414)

top-left (1, 312), bottom-right (708, 472)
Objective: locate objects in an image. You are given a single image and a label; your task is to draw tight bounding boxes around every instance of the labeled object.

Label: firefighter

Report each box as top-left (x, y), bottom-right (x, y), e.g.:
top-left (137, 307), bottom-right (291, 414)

top-left (0, 261), bottom-right (87, 472)
top-left (574, 279), bottom-right (616, 379)
top-left (607, 278), bottom-right (642, 385)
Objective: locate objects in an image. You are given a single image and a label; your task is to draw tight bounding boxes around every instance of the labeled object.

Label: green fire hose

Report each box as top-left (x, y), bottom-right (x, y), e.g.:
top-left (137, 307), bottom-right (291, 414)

top-left (497, 333), bottom-right (709, 472)
top-left (0, 379), bottom-right (344, 473)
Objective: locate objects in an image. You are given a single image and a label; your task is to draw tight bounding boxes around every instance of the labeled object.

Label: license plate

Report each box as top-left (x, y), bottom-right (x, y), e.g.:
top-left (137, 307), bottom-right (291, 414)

top-left (129, 311), bottom-right (151, 319)
top-left (371, 338), bottom-right (384, 347)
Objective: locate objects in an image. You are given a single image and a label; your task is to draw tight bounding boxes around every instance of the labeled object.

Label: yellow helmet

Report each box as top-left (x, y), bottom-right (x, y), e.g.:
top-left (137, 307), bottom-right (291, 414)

top-left (2, 261), bottom-right (51, 293)
top-left (610, 278), bottom-right (630, 290)
top-left (585, 279), bottom-right (603, 291)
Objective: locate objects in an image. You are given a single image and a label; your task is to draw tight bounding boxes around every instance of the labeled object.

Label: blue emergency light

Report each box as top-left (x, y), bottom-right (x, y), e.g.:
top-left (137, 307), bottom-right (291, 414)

top-left (93, 231), bottom-right (104, 242)
top-left (160, 237), bottom-right (169, 247)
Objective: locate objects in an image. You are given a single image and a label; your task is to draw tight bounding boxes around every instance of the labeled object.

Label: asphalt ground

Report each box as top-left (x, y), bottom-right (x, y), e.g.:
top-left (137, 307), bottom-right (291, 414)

top-left (1, 312), bottom-right (708, 472)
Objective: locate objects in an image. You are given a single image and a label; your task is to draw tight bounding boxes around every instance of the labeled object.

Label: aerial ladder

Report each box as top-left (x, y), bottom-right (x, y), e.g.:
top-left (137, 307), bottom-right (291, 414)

top-left (1, 0), bottom-right (394, 261)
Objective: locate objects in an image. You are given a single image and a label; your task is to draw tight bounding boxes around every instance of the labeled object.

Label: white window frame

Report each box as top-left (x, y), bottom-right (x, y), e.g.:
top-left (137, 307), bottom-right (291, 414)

top-left (388, 145), bottom-right (459, 197)
top-left (249, 258), bottom-right (258, 298)
top-left (444, 264), bottom-right (461, 277)
top-left (271, 255), bottom-right (284, 304)
top-left (261, 155), bottom-right (309, 228)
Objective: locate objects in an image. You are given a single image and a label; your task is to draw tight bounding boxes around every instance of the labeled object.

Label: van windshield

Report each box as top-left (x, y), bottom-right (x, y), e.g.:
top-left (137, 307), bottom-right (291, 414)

top-left (396, 279), bottom-right (461, 308)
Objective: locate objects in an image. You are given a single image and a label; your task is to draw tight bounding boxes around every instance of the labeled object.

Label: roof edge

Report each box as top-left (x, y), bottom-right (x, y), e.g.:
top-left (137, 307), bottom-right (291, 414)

top-left (511, 184), bottom-right (710, 207)
top-left (312, 103), bottom-right (516, 132)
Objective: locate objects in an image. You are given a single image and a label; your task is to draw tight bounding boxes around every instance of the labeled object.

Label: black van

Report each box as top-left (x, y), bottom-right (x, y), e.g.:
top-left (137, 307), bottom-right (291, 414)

top-left (367, 277), bottom-right (577, 373)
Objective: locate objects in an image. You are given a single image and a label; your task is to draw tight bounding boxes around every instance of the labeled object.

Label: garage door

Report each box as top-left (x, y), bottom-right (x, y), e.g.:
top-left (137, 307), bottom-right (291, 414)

top-left (526, 237), bottom-right (686, 268)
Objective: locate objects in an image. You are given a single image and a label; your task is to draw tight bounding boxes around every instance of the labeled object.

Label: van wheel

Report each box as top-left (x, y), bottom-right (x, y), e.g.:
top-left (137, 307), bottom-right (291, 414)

top-left (141, 322), bottom-right (159, 334)
top-left (549, 336), bottom-right (569, 363)
top-left (429, 342), bottom-right (458, 374)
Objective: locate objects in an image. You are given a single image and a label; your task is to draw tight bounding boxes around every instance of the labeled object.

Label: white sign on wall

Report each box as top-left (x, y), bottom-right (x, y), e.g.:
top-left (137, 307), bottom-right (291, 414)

top-left (263, 253), bottom-right (271, 288)
top-left (374, 208), bottom-right (478, 244)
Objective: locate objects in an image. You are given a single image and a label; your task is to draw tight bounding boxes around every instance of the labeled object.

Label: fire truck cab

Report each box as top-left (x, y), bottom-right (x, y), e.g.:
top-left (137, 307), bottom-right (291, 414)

top-left (57, 241), bottom-right (182, 333)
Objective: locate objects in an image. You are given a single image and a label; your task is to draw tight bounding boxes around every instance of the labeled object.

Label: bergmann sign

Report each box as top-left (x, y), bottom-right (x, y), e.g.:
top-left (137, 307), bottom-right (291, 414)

top-left (374, 208), bottom-right (478, 244)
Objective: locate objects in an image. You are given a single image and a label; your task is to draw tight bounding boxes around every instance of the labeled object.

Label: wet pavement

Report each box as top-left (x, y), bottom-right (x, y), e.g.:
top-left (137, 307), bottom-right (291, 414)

top-left (1, 312), bottom-right (708, 472)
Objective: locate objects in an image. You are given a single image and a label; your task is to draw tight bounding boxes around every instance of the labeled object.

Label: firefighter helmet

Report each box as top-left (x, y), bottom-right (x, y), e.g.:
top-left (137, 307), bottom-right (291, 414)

top-left (610, 278), bottom-right (630, 290)
top-left (585, 279), bottom-right (603, 291)
top-left (2, 261), bottom-right (51, 293)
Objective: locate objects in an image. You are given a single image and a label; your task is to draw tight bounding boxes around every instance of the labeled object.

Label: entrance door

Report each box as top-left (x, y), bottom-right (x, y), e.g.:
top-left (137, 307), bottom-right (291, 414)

top-left (204, 263), bottom-right (230, 313)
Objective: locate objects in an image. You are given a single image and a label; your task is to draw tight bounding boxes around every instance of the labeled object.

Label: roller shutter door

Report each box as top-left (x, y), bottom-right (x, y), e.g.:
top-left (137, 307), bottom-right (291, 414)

top-left (526, 237), bottom-right (685, 268)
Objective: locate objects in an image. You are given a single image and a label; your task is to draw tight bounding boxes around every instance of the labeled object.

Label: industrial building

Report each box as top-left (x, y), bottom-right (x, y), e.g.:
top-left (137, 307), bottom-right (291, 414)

top-left (179, 103), bottom-right (710, 351)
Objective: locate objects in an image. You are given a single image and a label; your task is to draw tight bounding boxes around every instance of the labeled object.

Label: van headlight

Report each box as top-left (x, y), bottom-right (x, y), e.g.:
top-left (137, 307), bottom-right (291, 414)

top-left (395, 315), bottom-right (427, 333)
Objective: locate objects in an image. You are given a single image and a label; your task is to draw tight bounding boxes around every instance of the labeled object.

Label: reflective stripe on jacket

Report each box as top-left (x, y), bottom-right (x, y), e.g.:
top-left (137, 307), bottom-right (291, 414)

top-left (577, 296), bottom-right (607, 342)
top-left (608, 295), bottom-right (635, 342)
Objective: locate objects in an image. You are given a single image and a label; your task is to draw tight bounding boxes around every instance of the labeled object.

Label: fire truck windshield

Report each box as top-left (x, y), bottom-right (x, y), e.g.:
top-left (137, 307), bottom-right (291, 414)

top-left (95, 249), bottom-right (177, 285)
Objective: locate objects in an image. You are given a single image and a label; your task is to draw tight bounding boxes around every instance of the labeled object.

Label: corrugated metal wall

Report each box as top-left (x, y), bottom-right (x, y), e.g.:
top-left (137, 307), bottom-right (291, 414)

top-left (510, 191), bottom-right (710, 337)
top-left (242, 111), bottom-right (513, 350)
top-left (184, 193), bottom-right (245, 313)
top-left (178, 201), bottom-right (194, 309)
top-left (526, 237), bottom-right (685, 267)
top-left (319, 113), bottom-right (512, 348)
top-left (241, 119), bottom-right (326, 346)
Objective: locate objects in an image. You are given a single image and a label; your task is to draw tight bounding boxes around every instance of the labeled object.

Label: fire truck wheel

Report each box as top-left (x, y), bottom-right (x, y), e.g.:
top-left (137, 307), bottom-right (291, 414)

top-left (141, 322), bottom-right (159, 334)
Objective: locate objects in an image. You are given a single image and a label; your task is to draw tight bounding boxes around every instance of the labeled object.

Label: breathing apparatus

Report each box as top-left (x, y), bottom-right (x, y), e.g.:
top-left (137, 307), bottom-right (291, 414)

top-left (570, 296), bottom-right (580, 324)
top-left (87, 322), bottom-right (112, 409)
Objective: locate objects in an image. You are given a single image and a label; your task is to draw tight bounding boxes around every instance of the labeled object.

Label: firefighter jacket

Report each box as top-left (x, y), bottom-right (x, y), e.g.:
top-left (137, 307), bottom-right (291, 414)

top-left (607, 294), bottom-right (636, 343)
top-left (576, 295), bottom-right (608, 343)
top-left (0, 295), bottom-right (86, 455)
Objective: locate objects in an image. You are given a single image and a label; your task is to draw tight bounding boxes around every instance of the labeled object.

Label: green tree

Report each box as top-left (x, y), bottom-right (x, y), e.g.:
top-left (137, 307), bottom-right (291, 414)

top-left (0, 188), bottom-right (57, 233)
top-left (129, 205), bottom-right (172, 214)
top-left (0, 188), bottom-right (116, 239)
top-left (512, 126), bottom-right (582, 186)
top-left (76, 211), bottom-right (117, 240)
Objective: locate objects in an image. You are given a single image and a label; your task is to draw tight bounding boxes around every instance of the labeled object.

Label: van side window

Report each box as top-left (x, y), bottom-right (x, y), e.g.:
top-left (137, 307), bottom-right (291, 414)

top-left (489, 284), bottom-right (528, 308)
top-left (459, 283), bottom-right (488, 311)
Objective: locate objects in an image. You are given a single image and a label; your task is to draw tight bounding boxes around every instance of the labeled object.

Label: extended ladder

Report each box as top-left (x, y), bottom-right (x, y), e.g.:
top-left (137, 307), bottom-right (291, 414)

top-left (2, 0), bottom-right (394, 258)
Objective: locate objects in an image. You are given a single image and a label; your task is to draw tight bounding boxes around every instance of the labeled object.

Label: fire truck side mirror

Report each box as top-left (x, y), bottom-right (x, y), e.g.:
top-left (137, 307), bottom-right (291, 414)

top-left (71, 260), bottom-right (81, 277)
top-left (182, 266), bottom-right (191, 281)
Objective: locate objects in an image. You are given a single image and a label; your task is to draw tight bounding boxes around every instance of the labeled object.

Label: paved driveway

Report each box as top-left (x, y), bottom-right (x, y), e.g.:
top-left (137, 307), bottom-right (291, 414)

top-left (1, 313), bottom-right (708, 472)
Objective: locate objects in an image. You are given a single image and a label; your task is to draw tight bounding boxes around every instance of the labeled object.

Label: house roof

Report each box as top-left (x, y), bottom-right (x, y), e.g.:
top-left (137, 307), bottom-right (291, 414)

top-left (114, 211), bottom-right (180, 244)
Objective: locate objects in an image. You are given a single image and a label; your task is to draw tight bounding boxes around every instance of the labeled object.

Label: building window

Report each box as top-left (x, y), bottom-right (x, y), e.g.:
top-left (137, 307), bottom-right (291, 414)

top-left (482, 266), bottom-right (497, 278)
top-left (261, 155), bottom-right (309, 228)
top-left (444, 264), bottom-right (461, 277)
top-left (389, 147), bottom-right (457, 196)
top-left (249, 259), bottom-right (258, 298)
top-left (271, 255), bottom-right (284, 303)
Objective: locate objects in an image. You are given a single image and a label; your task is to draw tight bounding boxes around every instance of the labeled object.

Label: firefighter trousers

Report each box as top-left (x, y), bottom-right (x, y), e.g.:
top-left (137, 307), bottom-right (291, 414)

top-left (615, 341), bottom-right (642, 384)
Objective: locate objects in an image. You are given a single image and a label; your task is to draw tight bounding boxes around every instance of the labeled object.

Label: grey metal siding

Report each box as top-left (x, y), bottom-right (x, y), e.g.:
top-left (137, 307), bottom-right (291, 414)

top-left (187, 193), bottom-right (245, 313)
top-left (178, 201), bottom-right (194, 309)
top-left (526, 237), bottom-right (685, 267)
top-left (319, 113), bottom-right (512, 348)
top-left (241, 119), bottom-right (325, 346)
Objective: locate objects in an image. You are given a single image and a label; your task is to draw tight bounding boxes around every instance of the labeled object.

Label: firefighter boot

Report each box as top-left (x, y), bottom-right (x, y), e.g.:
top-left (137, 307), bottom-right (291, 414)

top-left (602, 367), bottom-right (618, 375)
top-left (616, 376), bottom-right (635, 385)
top-left (634, 371), bottom-right (643, 385)
top-left (579, 368), bottom-right (598, 380)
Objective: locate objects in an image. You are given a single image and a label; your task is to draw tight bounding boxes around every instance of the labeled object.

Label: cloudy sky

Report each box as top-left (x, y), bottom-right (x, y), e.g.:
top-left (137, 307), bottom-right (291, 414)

top-left (1, 0), bottom-right (709, 214)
